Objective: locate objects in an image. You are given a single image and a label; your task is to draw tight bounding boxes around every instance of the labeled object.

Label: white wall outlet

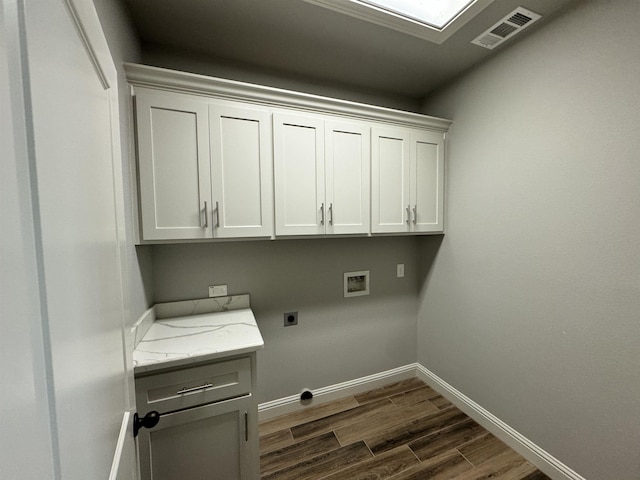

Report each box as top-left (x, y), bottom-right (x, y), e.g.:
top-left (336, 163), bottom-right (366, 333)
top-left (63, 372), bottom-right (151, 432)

top-left (397, 264), bottom-right (405, 278)
top-left (208, 285), bottom-right (228, 297)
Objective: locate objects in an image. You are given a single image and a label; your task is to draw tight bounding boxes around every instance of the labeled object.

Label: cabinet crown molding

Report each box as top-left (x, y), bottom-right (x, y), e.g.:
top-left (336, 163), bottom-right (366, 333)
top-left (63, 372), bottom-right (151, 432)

top-left (124, 63), bottom-right (452, 132)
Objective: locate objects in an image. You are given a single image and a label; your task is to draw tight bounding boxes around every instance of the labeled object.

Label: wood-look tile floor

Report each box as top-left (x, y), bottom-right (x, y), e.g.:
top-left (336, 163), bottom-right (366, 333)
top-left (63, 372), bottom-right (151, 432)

top-left (259, 378), bottom-right (551, 480)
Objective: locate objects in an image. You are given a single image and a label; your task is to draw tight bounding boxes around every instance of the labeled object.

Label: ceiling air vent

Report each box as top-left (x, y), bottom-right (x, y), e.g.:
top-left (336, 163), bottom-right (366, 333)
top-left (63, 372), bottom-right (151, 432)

top-left (471, 7), bottom-right (541, 50)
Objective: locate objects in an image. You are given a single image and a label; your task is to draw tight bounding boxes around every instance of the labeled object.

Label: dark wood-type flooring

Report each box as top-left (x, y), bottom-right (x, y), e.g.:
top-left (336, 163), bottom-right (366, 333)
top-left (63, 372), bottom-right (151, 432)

top-left (259, 378), bottom-right (551, 480)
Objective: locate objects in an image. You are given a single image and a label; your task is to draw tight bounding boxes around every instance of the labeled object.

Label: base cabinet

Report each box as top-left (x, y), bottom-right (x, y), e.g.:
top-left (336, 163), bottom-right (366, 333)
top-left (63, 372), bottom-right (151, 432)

top-left (137, 395), bottom-right (255, 480)
top-left (135, 354), bottom-right (259, 480)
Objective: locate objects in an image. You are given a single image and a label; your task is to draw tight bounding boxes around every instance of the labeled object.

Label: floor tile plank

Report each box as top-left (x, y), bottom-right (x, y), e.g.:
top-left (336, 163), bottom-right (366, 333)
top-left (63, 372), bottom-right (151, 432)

top-left (321, 446), bottom-right (420, 480)
top-left (354, 378), bottom-right (425, 405)
top-left (259, 396), bottom-right (359, 436)
top-left (517, 469), bottom-right (553, 480)
top-left (389, 449), bottom-right (474, 480)
top-left (409, 417), bottom-right (487, 461)
top-left (335, 400), bottom-right (439, 446)
top-left (495, 460), bottom-right (547, 480)
top-left (260, 431), bottom-right (340, 476)
top-left (458, 432), bottom-right (512, 466)
top-left (429, 394), bottom-right (454, 410)
top-left (388, 385), bottom-right (440, 407)
top-left (259, 429), bottom-right (295, 455)
top-left (291, 398), bottom-right (394, 441)
top-left (449, 449), bottom-right (527, 480)
top-left (365, 406), bottom-right (469, 455)
top-left (260, 441), bottom-right (372, 480)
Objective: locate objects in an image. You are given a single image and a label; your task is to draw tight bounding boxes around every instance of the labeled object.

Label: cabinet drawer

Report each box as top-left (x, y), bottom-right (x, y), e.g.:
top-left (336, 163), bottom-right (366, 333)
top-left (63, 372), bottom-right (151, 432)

top-left (135, 357), bottom-right (251, 414)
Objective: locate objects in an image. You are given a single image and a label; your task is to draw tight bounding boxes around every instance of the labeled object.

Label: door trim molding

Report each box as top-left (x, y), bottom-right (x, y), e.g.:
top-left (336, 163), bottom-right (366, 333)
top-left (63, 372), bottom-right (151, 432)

top-left (109, 411), bottom-right (137, 480)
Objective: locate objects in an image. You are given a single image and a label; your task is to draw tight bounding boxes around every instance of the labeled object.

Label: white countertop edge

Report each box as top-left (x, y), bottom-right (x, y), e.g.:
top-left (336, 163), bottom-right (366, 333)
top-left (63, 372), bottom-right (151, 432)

top-left (133, 341), bottom-right (264, 375)
top-left (132, 307), bottom-right (264, 375)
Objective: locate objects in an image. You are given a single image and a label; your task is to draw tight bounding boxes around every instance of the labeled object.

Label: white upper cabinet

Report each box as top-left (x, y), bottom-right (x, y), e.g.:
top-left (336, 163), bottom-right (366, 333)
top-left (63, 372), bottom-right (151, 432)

top-left (412, 130), bottom-right (445, 233)
top-left (127, 64), bottom-right (450, 242)
top-left (209, 105), bottom-right (273, 238)
top-left (273, 112), bottom-right (325, 236)
top-left (371, 127), bottom-right (411, 233)
top-left (372, 127), bottom-right (445, 233)
top-left (135, 88), bottom-right (273, 241)
top-left (273, 112), bottom-right (370, 236)
top-left (136, 90), bottom-right (213, 240)
top-left (325, 121), bottom-right (371, 235)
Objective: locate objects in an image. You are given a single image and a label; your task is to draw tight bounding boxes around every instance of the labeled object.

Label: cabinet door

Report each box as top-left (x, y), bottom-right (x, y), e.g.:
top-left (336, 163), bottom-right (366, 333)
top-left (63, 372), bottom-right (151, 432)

top-left (210, 105), bottom-right (273, 238)
top-left (325, 121), bottom-right (370, 235)
top-left (411, 131), bottom-right (445, 233)
top-left (273, 112), bottom-right (325, 236)
top-left (136, 89), bottom-right (212, 240)
top-left (138, 395), bottom-right (256, 480)
top-left (371, 127), bottom-right (411, 233)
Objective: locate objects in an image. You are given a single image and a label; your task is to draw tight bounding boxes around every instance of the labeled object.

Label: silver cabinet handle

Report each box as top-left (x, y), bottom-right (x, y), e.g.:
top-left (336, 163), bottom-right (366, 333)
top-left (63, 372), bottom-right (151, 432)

top-left (412, 205), bottom-right (417, 224)
top-left (215, 201), bottom-right (220, 228)
top-left (177, 383), bottom-right (213, 395)
top-left (406, 205), bottom-right (411, 224)
top-left (202, 201), bottom-right (208, 228)
top-left (329, 203), bottom-right (333, 225)
top-left (320, 203), bottom-right (325, 225)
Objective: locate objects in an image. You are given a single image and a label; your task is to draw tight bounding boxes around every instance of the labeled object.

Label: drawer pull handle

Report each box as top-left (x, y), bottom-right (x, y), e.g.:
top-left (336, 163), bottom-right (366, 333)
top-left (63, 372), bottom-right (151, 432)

top-left (177, 383), bottom-right (214, 395)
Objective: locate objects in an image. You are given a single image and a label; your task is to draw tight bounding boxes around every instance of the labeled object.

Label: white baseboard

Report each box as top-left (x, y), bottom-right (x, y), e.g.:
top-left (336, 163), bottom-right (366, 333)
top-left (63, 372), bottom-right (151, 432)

top-left (259, 362), bottom-right (585, 480)
top-left (258, 364), bottom-right (418, 421)
top-left (415, 364), bottom-right (586, 480)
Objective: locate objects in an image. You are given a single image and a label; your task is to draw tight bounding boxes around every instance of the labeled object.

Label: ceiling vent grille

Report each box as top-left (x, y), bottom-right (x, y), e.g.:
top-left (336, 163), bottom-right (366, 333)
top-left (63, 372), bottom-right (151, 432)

top-left (471, 7), bottom-right (541, 49)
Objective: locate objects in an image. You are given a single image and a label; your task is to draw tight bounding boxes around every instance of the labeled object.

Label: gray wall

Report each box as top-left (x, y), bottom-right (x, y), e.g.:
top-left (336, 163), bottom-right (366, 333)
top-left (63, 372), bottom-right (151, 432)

top-left (418, 0), bottom-right (640, 478)
top-left (152, 237), bottom-right (419, 403)
top-left (141, 43), bottom-right (422, 113)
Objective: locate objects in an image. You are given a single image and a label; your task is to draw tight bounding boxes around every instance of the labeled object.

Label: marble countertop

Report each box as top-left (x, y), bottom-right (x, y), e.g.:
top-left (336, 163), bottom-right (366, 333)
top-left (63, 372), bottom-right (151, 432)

top-left (133, 306), bottom-right (264, 375)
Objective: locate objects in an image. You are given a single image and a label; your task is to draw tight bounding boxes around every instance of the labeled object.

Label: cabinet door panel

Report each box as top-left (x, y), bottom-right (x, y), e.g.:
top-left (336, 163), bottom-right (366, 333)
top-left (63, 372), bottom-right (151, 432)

top-left (136, 90), bottom-right (211, 240)
top-left (138, 396), bottom-right (254, 480)
top-left (325, 122), bottom-right (370, 235)
top-left (412, 131), bottom-right (444, 232)
top-left (273, 113), bottom-right (324, 236)
top-left (371, 128), bottom-right (411, 233)
top-left (210, 105), bottom-right (273, 238)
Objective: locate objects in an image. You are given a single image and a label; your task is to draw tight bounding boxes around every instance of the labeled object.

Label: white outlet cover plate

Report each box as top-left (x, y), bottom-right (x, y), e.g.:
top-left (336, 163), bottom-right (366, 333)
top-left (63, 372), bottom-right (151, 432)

top-left (397, 264), bottom-right (405, 278)
top-left (209, 285), bottom-right (228, 297)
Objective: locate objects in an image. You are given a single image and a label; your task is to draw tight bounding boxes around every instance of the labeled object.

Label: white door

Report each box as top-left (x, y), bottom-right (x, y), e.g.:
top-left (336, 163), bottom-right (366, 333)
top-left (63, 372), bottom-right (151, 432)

top-left (136, 89), bottom-right (212, 240)
top-left (411, 131), bottom-right (445, 233)
top-left (273, 112), bottom-right (325, 236)
top-left (371, 127), bottom-right (411, 233)
top-left (325, 121), bottom-right (371, 235)
top-left (1, 3), bottom-right (57, 478)
top-left (3, 1), bottom-right (135, 479)
top-left (210, 104), bottom-right (273, 238)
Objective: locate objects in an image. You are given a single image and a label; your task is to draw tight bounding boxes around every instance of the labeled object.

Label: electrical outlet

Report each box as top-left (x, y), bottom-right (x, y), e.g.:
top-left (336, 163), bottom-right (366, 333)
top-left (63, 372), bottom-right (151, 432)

top-left (284, 312), bottom-right (298, 327)
top-left (397, 264), bottom-right (405, 278)
top-left (208, 285), bottom-right (227, 297)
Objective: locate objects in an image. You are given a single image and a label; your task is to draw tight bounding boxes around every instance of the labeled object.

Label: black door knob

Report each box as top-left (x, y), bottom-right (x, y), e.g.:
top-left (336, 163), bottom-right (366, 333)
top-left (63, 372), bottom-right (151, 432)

top-left (133, 411), bottom-right (160, 437)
